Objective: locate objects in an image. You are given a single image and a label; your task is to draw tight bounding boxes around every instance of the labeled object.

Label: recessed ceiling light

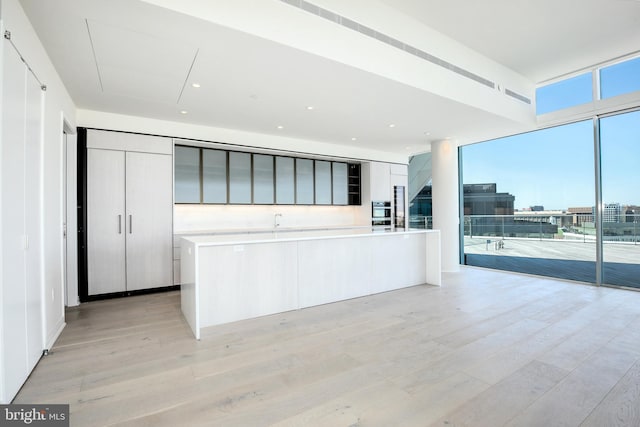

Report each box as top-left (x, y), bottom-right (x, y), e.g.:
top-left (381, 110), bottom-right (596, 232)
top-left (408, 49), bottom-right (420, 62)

top-left (180, 110), bottom-right (188, 115)
top-left (389, 124), bottom-right (396, 128)
top-left (277, 125), bottom-right (284, 129)
top-left (306, 106), bottom-right (314, 110)
top-left (351, 137), bottom-right (357, 141)
top-left (424, 132), bottom-right (431, 136)
top-left (191, 83), bottom-right (201, 88)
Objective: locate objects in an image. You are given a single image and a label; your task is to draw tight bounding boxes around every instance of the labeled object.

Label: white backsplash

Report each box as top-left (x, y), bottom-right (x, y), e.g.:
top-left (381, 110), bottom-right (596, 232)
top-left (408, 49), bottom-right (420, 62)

top-left (174, 204), bottom-right (368, 233)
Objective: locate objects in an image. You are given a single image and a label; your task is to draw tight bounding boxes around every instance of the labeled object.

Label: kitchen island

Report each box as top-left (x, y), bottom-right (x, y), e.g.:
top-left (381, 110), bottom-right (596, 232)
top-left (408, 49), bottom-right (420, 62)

top-left (180, 228), bottom-right (441, 339)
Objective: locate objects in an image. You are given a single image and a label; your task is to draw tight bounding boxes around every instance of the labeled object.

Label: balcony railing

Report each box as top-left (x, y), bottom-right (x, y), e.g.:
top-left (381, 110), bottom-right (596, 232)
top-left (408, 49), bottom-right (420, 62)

top-left (458, 214), bottom-right (639, 288)
top-left (409, 215), bottom-right (433, 230)
top-left (461, 214), bottom-right (639, 243)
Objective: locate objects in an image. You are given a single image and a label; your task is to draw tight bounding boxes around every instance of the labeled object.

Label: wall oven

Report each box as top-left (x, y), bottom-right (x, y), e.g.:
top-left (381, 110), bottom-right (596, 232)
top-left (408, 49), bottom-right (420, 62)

top-left (371, 201), bottom-right (392, 227)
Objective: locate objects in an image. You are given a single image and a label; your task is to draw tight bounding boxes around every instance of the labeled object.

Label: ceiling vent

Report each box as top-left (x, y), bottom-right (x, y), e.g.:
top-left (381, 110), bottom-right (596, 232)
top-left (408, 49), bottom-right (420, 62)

top-left (505, 88), bottom-right (532, 104)
top-left (280, 0), bottom-right (496, 89)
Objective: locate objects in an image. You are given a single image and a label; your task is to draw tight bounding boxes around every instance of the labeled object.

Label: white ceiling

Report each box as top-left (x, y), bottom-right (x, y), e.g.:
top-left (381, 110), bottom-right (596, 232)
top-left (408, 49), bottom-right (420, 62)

top-left (18, 0), bottom-right (640, 156)
top-left (383, 0), bottom-right (640, 83)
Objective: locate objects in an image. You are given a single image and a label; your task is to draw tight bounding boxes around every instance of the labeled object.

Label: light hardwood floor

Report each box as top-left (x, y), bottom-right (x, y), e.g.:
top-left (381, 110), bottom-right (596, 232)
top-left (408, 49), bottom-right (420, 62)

top-left (15, 267), bottom-right (640, 426)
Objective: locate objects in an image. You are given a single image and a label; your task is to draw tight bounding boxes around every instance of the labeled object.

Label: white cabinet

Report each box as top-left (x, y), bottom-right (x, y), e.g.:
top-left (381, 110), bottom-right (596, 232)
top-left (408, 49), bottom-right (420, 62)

top-left (87, 149), bottom-right (127, 294)
top-left (86, 131), bottom-right (173, 296)
top-left (370, 162), bottom-right (391, 201)
top-left (125, 152), bottom-right (173, 291)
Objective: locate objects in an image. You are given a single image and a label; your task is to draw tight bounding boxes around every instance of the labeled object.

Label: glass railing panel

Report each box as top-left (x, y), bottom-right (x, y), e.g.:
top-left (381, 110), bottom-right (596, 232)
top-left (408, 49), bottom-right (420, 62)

top-left (409, 215), bottom-right (433, 230)
top-left (463, 214), bottom-right (597, 283)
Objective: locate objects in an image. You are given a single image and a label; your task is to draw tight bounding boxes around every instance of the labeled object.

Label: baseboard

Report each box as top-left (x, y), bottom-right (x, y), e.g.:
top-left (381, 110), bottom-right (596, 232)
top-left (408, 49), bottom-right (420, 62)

top-left (44, 317), bottom-right (66, 351)
top-left (80, 285), bottom-right (180, 303)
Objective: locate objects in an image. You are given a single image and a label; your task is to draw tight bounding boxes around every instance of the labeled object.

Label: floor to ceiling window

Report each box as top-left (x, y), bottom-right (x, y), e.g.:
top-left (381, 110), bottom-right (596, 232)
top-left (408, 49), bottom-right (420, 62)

top-left (600, 110), bottom-right (640, 288)
top-left (458, 53), bottom-right (640, 288)
top-left (460, 121), bottom-right (596, 282)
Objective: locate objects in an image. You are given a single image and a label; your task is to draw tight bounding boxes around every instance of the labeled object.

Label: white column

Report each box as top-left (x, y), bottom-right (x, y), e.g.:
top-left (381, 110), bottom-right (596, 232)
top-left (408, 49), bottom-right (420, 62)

top-left (431, 139), bottom-right (460, 272)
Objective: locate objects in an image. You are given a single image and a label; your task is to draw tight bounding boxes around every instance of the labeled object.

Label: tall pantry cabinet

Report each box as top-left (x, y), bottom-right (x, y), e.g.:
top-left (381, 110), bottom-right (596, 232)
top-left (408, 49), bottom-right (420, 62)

top-left (85, 130), bottom-right (173, 297)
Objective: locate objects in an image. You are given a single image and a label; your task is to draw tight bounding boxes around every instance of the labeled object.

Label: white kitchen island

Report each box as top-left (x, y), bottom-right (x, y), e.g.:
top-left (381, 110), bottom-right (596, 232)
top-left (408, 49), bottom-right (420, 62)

top-left (180, 228), bottom-right (441, 339)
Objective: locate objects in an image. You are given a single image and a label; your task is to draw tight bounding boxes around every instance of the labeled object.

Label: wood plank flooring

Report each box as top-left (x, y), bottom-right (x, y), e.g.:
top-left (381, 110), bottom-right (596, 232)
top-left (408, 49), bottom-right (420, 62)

top-left (14, 267), bottom-right (640, 426)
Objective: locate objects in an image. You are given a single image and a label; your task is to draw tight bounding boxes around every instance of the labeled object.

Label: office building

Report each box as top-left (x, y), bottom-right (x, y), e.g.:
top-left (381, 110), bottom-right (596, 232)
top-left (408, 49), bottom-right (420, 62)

top-left (602, 203), bottom-right (623, 223)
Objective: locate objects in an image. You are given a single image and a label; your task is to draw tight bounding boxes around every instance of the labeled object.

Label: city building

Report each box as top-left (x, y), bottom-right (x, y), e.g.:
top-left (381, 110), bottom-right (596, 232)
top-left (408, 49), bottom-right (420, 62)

top-left (568, 206), bottom-right (594, 226)
top-left (1, 0), bottom-right (640, 423)
top-left (462, 183), bottom-right (515, 216)
top-left (411, 183), bottom-right (516, 218)
top-left (625, 206), bottom-right (640, 223)
top-left (597, 202), bottom-right (623, 223)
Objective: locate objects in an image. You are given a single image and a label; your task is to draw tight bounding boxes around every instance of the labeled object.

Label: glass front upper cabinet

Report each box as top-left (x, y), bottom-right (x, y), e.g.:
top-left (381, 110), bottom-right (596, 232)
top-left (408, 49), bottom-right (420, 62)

top-left (253, 154), bottom-right (274, 204)
top-left (332, 162), bottom-right (348, 205)
top-left (275, 156), bottom-right (295, 204)
top-left (202, 149), bottom-right (227, 203)
top-left (228, 152), bottom-right (252, 204)
top-left (295, 158), bottom-right (314, 204)
top-left (314, 160), bottom-right (332, 205)
top-left (174, 146), bottom-right (200, 203)
top-left (174, 146), bottom-right (358, 206)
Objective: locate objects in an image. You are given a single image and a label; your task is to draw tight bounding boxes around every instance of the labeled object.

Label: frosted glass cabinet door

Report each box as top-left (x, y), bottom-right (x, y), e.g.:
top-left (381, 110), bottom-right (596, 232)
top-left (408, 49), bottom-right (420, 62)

top-left (229, 152), bottom-right (252, 204)
top-left (174, 146), bottom-right (200, 203)
top-left (203, 149), bottom-right (227, 203)
top-left (87, 149), bottom-right (127, 295)
top-left (276, 156), bottom-right (295, 204)
top-left (125, 152), bottom-right (173, 291)
top-left (296, 159), bottom-right (314, 204)
top-left (315, 161), bottom-right (331, 204)
top-left (253, 154), bottom-right (274, 204)
top-left (332, 162), bottom-right (348, 205)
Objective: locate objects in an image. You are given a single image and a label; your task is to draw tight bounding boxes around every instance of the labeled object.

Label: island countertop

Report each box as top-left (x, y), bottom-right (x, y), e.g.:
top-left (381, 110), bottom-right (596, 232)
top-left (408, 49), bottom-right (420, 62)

top-left (180, 227), bottom-right (436, 247)
top-left (180, 227), bottom-right (441, 339)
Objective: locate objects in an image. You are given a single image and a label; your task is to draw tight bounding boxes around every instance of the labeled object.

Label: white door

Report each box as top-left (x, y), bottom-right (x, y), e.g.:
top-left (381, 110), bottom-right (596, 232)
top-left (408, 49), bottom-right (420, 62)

top-left (1, 43), bottom-right (45, 404)
top-left (125, 152), bottom-right (173, 291)
top-left (1, 42), bottom-right (29, 403)
top-left (87, 149), bottom-right (126, 295)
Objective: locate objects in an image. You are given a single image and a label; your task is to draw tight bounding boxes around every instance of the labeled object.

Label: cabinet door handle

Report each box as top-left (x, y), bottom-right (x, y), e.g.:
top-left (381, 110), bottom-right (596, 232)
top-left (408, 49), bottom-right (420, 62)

top-left (129, 215), bottom-right (133, 234)
top-left (118, 215), bottom-right (122, 234)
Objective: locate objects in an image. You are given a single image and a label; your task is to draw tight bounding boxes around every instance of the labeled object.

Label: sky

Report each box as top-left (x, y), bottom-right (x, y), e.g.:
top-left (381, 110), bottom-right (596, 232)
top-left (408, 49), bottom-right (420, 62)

top-left (462, 120), bottom-right (596, 210)
top-left (462, 110), bottom-right (640, 211)
top-left (462, 59), bottom-right (640, 211)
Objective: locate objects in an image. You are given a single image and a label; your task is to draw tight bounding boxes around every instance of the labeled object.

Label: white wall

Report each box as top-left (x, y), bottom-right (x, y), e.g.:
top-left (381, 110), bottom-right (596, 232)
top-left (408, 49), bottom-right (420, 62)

top-left (0, 0), bottom-right (76, 403)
